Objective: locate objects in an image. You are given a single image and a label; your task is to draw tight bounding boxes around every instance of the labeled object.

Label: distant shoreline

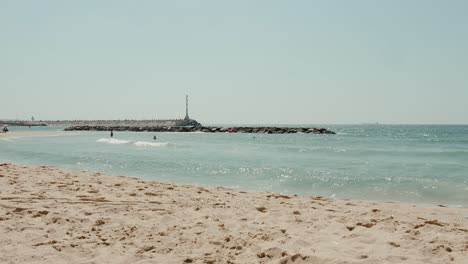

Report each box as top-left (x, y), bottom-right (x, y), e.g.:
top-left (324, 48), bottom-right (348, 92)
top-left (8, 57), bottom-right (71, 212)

top-left (1, 119), bottom-right (182, 127)
top-left (2, 120), bottom-right (468, 127)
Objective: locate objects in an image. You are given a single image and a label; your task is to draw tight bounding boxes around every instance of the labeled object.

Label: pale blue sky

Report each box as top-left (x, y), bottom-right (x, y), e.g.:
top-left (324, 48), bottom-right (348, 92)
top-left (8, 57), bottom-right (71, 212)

top-left (1, 0), bottom-right (467, 124)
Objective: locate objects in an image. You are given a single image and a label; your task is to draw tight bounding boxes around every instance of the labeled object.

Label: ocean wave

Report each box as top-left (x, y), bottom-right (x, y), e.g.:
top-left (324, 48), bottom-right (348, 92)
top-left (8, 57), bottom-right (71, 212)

top-left (97, 138), bottom-right (132, 144)
top-left (97, 138), bottom-right (171, 147)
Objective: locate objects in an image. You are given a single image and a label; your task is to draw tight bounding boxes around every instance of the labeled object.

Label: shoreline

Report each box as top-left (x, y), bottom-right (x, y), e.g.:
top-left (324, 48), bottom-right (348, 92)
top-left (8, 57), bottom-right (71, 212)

top-left (1, 130), bottom-right (466, 208)
top-left (0, 163), bottom-right (467, 263)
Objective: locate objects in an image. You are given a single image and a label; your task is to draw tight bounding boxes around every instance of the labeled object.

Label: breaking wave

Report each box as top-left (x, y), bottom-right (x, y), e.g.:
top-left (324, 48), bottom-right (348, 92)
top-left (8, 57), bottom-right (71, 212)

top-left (97, 138), bottom-right (132, 144)
top-left (96, 138), bottom-right (171, 147)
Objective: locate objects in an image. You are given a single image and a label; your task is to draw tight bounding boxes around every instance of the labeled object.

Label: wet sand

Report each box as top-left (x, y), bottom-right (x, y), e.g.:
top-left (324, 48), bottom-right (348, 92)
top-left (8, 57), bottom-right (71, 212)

top-left (0, 163), bottom-right (467, 264)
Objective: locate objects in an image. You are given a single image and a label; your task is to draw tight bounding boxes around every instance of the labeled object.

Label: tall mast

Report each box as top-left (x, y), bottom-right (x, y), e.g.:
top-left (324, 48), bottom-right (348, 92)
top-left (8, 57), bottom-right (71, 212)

top-left (185, 95), bottom-right (189, 120)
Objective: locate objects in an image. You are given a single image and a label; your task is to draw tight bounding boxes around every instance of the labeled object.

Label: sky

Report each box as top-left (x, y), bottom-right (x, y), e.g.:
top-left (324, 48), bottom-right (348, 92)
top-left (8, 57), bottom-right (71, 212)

top-left (1, 0), bottom-right (467, 124)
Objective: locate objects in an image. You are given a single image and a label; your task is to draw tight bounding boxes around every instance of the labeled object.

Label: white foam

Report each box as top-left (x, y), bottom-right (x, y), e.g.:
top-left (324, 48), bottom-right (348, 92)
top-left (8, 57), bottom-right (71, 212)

top-left (97, 138), bottom-right (171, 147)
top-left (134, 141), bottom-right (170, 147)
top-left (97, 138), bottom-right (132, 145)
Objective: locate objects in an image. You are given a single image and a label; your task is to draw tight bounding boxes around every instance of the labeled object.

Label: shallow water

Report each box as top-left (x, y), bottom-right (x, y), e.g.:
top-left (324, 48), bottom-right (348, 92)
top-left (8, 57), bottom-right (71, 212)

top-left (1, 125), bottom-right (467, 206)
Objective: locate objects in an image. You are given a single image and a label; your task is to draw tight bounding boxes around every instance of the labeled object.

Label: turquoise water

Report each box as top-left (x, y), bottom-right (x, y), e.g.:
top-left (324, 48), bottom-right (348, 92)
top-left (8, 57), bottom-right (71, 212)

top-left (1, 125), bottom-right (467, 206)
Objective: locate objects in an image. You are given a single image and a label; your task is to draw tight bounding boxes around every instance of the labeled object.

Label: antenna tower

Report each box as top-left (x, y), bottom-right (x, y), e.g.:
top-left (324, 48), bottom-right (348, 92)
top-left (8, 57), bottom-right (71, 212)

top-left (185, 95), bottom-right (189, 120)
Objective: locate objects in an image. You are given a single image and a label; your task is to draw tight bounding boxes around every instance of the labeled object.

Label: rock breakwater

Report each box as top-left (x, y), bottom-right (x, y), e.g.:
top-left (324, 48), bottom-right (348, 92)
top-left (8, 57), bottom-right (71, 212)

top-left (0, 121), bottom-right (47, 127)
top-left (1, 118), bottom-right (201, 128)
top-left (64, 126), bottom-right (336, 134)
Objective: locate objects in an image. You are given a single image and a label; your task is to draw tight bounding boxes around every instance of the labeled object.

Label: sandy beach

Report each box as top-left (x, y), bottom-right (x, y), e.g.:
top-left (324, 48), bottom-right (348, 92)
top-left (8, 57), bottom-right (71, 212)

top-left (0, 163), bottom-right (466, 264)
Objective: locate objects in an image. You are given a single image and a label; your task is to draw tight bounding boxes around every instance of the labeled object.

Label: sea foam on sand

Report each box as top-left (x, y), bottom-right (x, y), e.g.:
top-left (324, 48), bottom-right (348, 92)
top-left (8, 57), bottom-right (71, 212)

top-left (0, 163), bottom-right (467, 264)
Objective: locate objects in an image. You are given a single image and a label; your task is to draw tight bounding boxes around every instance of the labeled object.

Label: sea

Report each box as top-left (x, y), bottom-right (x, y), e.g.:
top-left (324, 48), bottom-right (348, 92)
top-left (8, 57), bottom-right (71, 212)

top-left (1, 125), bottom-right (467, 207)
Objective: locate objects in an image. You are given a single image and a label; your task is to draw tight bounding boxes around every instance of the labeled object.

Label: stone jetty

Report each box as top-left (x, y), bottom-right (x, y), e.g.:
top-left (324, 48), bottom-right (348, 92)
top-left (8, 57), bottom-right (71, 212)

top-left (0, 118), bottom-right (201, 128)
top-left (0, 120), bottom-right (47, 127)
top-left (64, 125), bottom-right (336, 134)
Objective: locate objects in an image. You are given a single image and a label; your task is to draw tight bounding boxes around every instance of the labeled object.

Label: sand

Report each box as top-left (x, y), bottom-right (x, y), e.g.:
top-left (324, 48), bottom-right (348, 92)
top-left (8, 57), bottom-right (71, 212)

top-left (0, 163), bottom-right (467, 264)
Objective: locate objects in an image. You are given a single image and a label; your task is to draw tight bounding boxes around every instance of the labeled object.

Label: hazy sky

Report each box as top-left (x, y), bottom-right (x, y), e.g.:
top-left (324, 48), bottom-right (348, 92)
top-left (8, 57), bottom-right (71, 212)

top-left (1, 0), bottom-right (467, 124)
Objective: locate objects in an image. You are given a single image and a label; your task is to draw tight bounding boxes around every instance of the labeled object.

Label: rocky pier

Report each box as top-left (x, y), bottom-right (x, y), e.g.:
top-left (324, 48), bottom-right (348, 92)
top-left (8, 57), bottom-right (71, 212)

top-left (64, 126), bottom-right (336, 134)
top-left (0, 121), bottom-right (47, 127)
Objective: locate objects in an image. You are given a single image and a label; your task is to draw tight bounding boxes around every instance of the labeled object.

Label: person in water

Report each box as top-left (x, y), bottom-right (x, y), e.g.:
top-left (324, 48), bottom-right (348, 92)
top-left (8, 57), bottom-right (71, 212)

top-left (2, 126), bottom-right (8, 133)
top-left (110, 130), bottom-right (113, 137)
top-left (153, 136), bottom-right (157, 140)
